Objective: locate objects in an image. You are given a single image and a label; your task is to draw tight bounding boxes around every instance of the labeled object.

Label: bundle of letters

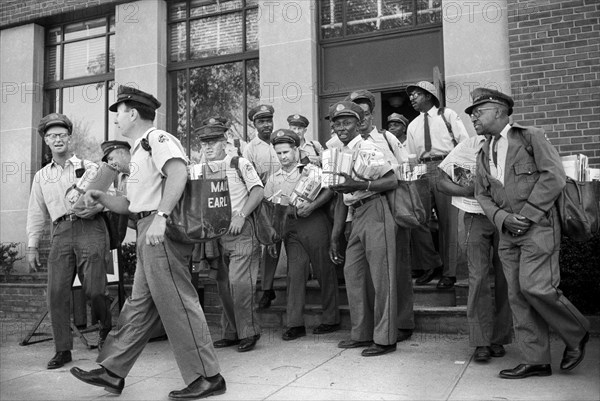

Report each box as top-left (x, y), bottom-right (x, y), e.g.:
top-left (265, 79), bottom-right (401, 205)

top-left (290, 164), bottom-right (323, 207)
top-left (561, 154), bottom-right (600, 181)
top-left (322, 148), bottom-right (353, 187)
top-left (353, 149), bottom-right (387, 180)
top-left (394, 162), bottom-right (427, 181)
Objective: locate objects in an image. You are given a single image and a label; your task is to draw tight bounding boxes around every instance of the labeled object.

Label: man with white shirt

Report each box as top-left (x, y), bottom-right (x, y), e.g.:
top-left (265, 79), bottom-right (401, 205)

top-left (472, 87), bottom-right (589, 379)
top-left (406, 81), bottom-right (470, 289)
top-left (329, 101), bottom-right (398, 357)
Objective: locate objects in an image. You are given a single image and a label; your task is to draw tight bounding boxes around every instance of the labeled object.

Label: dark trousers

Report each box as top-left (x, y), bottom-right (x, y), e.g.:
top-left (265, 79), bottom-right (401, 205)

top-left (47, 216), bottom-right (111, 352)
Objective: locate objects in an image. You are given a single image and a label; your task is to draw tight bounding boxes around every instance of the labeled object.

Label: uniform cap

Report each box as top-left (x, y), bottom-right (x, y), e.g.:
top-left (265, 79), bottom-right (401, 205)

top-left (287, 114), bottom-right (309, 127)
top-left (329, 101), bottom-right (365, 121)
top-left (248, 104), bottom-right (274, 121)
top-left (101, 140), bottom-right (131, 162)
top-left (406, 81), bottom-right (440, 107)
top-left (345, 89), bottom-right (376, 112)
top-left (387, 113), bottom-right (409, 127)
top-left (465, 88), bottom-right (514, 116)
top-left (270, 129), bottom-right (300, 147)
top-left (194, 116), bottom-right (229, 141)
top-left (38, 113), bottom-right (73, 138)
top-left (109, 85), bottom-right (161, 112)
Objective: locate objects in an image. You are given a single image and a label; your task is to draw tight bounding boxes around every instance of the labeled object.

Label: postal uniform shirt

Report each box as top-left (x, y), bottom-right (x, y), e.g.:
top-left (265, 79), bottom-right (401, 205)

top-left (264, 164), bottom-right (304, 200)
top-left (242, 136), bottom-right (280, 184)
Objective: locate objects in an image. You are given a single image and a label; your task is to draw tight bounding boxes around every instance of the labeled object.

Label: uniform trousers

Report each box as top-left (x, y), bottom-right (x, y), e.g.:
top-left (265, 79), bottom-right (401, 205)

top-left (409, 225), bottom-right (442, 271)
top-left (498, 207), bottom-right (589, 364)
top-left (283, 209), bottom-right (339, 328)
top-left (98, 215), bottom-right (220, 384)
top-left (216, 219), bottom-right (261, 340)
top-left (395, 227), bottom-right (414, 330)
top-left (345, 197), bottom-right (397, 346)
top-left (464, 213), bottom-right (512, 347)
top-left (260, 242), bottom-right (280, 291)
top-left (47, 216), bottom-right (111, 352)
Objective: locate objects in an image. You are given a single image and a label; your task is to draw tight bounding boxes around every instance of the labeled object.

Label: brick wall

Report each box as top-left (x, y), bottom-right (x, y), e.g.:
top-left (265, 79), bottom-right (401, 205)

top-left (508, 0), bottom-right (600, 167)
top-left (0, 0), bottom-right (124, 28)
top-left (0, 283), bottom-right (47, 321)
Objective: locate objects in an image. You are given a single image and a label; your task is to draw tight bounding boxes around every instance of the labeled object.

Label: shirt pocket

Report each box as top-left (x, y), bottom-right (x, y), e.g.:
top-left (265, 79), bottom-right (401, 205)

top-left (513, 162), bottom-right (539, 183)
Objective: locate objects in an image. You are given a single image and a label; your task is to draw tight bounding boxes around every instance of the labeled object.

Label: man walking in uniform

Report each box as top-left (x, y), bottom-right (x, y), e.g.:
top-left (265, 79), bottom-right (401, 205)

top-left (71, 86), bottom-right (225, 399)
top-left (471, 87), bottom-right (590, 378)
top-left (406, 81), bottom-right (470, 289)
top-left (264, 129), bottom-right (340, 340)
top-left (329, 101), bottom-right (398, 357)
top-left (243, 104), bottom-right (281, 309)
top-left (196, 117), bottom-right (263, 352)
top-left (26, 113), bottom-right (113, 369)
top-left (287, 114), bottom-right (323, 166)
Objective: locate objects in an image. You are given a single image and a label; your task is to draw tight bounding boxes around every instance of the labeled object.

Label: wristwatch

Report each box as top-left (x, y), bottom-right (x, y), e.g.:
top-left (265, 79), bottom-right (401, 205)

top-left (156, 211), bottom-right (169, 219)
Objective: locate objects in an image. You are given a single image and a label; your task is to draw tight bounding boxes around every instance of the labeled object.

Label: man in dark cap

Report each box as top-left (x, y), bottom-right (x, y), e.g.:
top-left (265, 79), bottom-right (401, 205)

top-left (406, 81), bottom-right (470, 290)
top-left (71, 86), bottom-right (225, 399)
top-left (101, 140), bottom-right (131, 173)
top-left (194, 117), bottom-right (264, 353)
top-left (472, 88), bottom-right (590, 379)
top-left (387, 113), bottom-right (409, 144)
top-left (264, 129), bottom-right (339, 341)
top-left (287, 114), bottom-right (323, 166)
top-left (328, 101), bottom-right (399, 357)
top-left (243, 104), bottom-right (281, 309)
top-left (26, 113), bottom-right (113, 369)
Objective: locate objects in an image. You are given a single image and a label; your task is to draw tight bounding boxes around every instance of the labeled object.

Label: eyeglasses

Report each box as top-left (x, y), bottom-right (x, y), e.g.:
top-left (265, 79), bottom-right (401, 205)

top-left (45, 132), bottom-right (70, 140)
top-left (408, 92), bottom-right (422, 100)
top-left (470, 107), bottom-right (498, 118)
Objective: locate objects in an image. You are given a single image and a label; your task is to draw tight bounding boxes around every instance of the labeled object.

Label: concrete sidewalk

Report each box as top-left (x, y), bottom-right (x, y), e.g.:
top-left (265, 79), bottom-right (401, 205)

top-left (1, 326), bottom-right (598, 401)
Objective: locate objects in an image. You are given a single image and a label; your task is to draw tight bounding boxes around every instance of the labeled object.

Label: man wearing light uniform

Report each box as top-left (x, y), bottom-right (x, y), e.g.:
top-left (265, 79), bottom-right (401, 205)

top-left (287, 113), bottom-right (323, 166)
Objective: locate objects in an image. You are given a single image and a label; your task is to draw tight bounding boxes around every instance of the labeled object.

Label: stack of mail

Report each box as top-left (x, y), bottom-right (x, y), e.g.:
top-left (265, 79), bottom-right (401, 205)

top-left (290, 164), bottom-right (323, 207)
top-left (322, 148), bottom-right (353, 187)
top-left (353, 149), bottom-right (386, 180)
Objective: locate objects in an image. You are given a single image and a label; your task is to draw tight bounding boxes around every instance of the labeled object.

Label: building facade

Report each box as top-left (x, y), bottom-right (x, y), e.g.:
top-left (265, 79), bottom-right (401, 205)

top-left (1, 0), bottom-right (598, 258)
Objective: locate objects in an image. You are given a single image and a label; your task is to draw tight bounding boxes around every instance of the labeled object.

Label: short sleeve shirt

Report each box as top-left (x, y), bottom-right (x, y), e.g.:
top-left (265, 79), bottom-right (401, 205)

top-left (264, 164), bottom-right (304, 200)
top-left (242, 136), bottom-right (280, 184)
top-left (126, 128), bottom-right (187, 213)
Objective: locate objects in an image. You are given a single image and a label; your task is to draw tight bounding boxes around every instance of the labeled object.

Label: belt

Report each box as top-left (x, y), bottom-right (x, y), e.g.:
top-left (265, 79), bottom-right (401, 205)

top-left (133, 210), bottom-right (157, 220)
top-left (350, 193), bottom-right (381, 209)
top-left (54, 214), bottom-right (80, 223)
top-left (420, 154), bottom-right (447, 162)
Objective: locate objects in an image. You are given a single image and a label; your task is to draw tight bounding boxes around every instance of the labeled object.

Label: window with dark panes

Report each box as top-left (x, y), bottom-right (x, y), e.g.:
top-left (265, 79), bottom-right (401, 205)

top-left (44, 16), bottom-right (116, 164)
top-left (167, 0), bottom-right (259, 161)
top-left (320, 0), bottom-right (441, 40)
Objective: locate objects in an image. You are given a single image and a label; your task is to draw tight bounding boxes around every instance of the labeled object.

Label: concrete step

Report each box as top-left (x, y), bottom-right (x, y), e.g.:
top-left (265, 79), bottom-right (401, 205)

top-left (257, 304), bottom-right (468, 335)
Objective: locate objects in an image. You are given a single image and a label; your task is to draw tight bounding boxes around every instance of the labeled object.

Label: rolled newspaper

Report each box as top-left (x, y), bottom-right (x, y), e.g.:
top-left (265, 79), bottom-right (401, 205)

top-left (66, 162), bottom-right (118, 213)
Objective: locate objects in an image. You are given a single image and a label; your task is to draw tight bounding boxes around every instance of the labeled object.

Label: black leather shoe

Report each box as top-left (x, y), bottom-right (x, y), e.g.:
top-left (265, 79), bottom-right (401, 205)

top-left (397, 329), bottom-right (413, 342)
top-left (411, 269), bottom-right (424, 278)
top-left (47, 351), bottom-right (72, 369)
top-left (499, 364), bottom-right (552, 379)
top-left (258, 290), bottom-right (276, 309)
top-left (282, 326), bottom-right (306, 341)
top-left (415, 266), bottom-right (442, 285)
top-left (490, 344), bottom-right (506, 357)
top-left (560, 332), bottom-right (590, 371)
top-left (70, 366), bottom-right (125, 394)
top-left (361, 343), bottom-right (397, 357)
top-left (474, 346), bottom-right (491, 362)
top-left (337, 339), bottom-right (372, 349)
top-left (237, 334), bottom-right (260, 352)
top-left (313, 323), bottom-right (340, 335)
top-left (168, 374), bottom-right (226, 400)
top-left (213, 338), bottom-right (241, 348)
top-left (436, 276), bottom-right (456, 289)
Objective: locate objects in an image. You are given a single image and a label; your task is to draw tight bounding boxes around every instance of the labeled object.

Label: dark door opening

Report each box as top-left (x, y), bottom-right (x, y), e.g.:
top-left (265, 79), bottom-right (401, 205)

top-left (380, 90), bottom-right (419, 131)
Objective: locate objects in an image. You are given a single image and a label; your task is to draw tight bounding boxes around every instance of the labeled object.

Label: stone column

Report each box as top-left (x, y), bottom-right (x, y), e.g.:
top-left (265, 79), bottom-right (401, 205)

top-left (0, 24), bottom-right (44, 261)
top-left (258, 0), bottom-right (319, 140)
top-left (443, 1), bottom-right (511, 135)
top-left (113, 0), bottom-right (168, 134)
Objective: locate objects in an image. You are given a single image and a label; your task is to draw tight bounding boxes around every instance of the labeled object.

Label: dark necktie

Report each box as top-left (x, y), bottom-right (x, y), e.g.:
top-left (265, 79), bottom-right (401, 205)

top-left (424, 113), bottom-right (431, 152)
top-left (492, 133), bottom-right (501, 167)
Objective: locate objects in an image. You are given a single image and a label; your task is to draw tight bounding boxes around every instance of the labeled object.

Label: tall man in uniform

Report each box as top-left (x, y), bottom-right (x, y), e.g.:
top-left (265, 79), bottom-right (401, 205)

top-left (346, 89), bottom-right (414, 343)
top-left (287, 114), bottom-right (323, 166)
top-left (406, 81), bottom-right (469, 289)
top-left (387, 113), bottom-right (409, 144)
top-left (472, 88), bottom-right (590, 379)
top-left (243, 104), bottom-right (281, 309)
top-left (71, 86), bottom-right (225, 400)
top-left (196, 117), bottom-right (263, 352)
top-left (264, 129), bottom-right (340, 340)
top-left (26, 113), bottom-right (113, 369)
top-left (329, 101), bottom-right (398, 357)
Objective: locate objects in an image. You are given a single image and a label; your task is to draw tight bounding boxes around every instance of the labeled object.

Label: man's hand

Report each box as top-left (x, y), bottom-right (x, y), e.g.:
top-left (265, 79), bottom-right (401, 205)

top-left (75, 203), bottom-right (103, 219)
top-left (331, 173), bottom-right (366, 194)
top-left (146, 215), bottom-right (167, 246)
top-left (26, 248), bottom-right (40, 273)
top-left (329, 238), bottom-right (344, 265)
top-left (503, 214), bottom-right (532, 236)
top-left (296, 201), bottom-right (314, 218)
top-left (83, 189), bottom-right (104, 208)
top-left (267, 243), bottom-right (278, 258)
top-left (228, 215), bottom-right (245, 236)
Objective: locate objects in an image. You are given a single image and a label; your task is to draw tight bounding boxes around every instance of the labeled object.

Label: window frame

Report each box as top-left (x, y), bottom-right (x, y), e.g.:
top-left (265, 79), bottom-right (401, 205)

top-left (166, 0), bottom-right (259, 152)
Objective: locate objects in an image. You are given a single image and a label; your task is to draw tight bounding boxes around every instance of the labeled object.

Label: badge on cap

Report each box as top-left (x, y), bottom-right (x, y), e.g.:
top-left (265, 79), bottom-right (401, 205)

top-left (276, 131), bottom-right (285, 137)
top-left (350, 92), bottom-right (358, 100)
top-left (336, 104), bottom-right (345, 111)
top-left (209, 118), bottom-right (216, 124)
top-left (294, 114), bottom-right (300, 119)
top-left (261, 105), bottom-right (268, 111)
